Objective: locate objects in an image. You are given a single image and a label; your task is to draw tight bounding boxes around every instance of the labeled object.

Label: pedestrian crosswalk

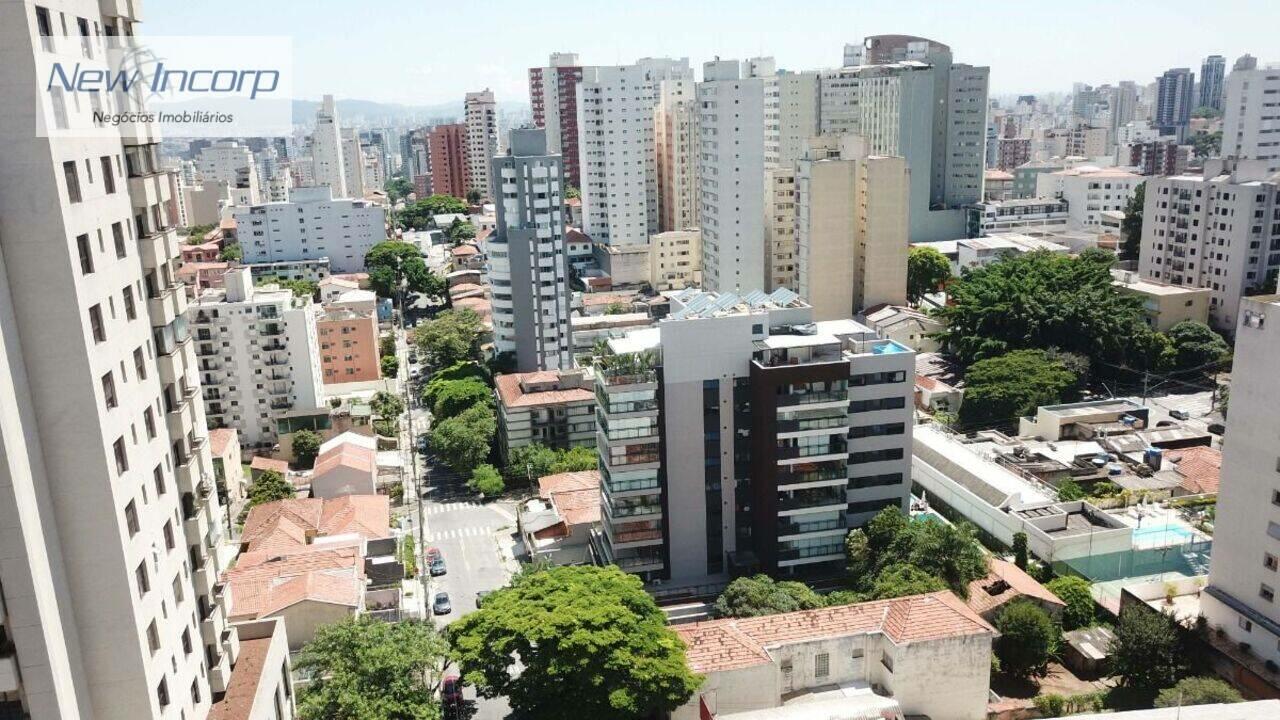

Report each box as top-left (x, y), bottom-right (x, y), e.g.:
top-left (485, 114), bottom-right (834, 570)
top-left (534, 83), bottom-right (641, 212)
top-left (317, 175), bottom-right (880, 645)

top-left (423, 501), bottom-right (481, 516)
top-left (426, 526), bottom-right (495, 542)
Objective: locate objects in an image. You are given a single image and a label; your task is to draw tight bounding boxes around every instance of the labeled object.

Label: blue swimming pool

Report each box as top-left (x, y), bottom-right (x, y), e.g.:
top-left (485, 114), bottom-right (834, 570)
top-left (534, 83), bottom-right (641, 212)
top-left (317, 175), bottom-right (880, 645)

top-left (1132, 524), bottom-right (1196, 545)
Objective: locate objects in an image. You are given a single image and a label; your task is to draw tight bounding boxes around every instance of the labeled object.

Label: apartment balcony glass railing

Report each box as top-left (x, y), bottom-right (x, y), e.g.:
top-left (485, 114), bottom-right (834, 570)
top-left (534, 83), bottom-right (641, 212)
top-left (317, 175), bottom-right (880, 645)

top-left (776, 390), bottom-right (847, 408)
top-left (776, 439), bottom-right (847, 460)
top-left (778, 512), bottom-right (846, 538)
top-left (776, 462), bottom-right (847, 487)
top-left (777, 486), bottom-right (845, 512)
top-left (777, 543), bottom-right (844, 561)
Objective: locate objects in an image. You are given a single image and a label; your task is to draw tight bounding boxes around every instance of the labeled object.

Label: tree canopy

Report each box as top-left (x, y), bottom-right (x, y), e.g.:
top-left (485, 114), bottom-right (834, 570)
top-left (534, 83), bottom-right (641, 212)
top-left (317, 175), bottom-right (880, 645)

top-left (292, 430), bottom-right (322, 469)
top-left (504, 442), bottom-right (598, 481)
top-left (468, 463), bottom-right (505, 496)
top-left (365, 241), bottom-right (445, 300)
top-left (1165, 320), bottom-right (1229, 372)
top-left (400, 194), bottom-right (467, 229)
top-left (959, 349), bottom-right (1080, 427)
top-left (714, 574), bottom-right (825, 618)
top-left (219, 242), bottom-right (242, 262)
top-left (934, 249), bottom-right (1147, 366)
top-left (994, 600), bottom-right (1056, 679)
top-left (428, 378), bottom-right (492, 421)
top-left (1120, 182), bottom-right (1145, 263)
top-left (844, 508), bottom-right (987, 599)
top-left (448, 565), bottom-right (701, 720)
top-left (1046, 576), bottom-right (1095, 631)
top-left (384, 176), bottom-right (414, 203)
top-left (907, 245), bottom-right (953, 303)
top-left (868, 564), bottom-right (948, 600)
top-left (370, 390), bottom-right (405, 419)
top-left (294, 616), bottom-right (449, 720)
top-left (1154, 677), bottom-right (1242, 707)
top-left (446, 219), bottom-right (477, 244)
top-left (246, 469), bottom-right (295, 508)
top-left (1110, 606), bottom-right (1186, 690)
top-left (413, 310), bottom-right (485, 369)
top-left (1191, 130), bottom-right (1222, 159)
top-left (429, 404), bottom-right (495, 474)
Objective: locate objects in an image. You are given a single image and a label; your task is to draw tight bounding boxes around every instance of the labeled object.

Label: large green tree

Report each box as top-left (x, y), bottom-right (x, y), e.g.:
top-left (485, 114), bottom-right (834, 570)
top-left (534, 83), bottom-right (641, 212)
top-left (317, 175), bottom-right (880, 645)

top-left (1110, 606), bottom-right (1186, 691)
top-left (1120, 182), bottom-right (1146, 262)
top-left (907, 245), bottom-right (953, 303)
top-left (1046, 576), bottom-right (1095, 631)
top-left (959, 349), bottom-right (1079, 427)
top-left (413, 310), bottom-right (485, 369)
top-left (448, 566), bottom-right (701, 720)
top-left (868, 564), bottom-right (948, 600)
top-left (1154, 677), bottom-right (1242, 707)
top-left (934, 249), bottom-right (1147, 365)
top-left (994, 601), bottom-right (1056, 679)
top-left (429, 404), bottom-right (495, 474)
top-left (842, 508), bottom-right (988, 598)
top-left (294, 616), bottom-right (449, 720)
top-left (468, 463), bottom-right (505, 496)
top-left (505, 443), bottom-right (559, 480)
top-left (446, 219), bottom-right (477, 245)
top-left (1190, 130), bottom-right (1222, 159)
top-left (370, 390), bottom-right (405, 419)
top-left (246, 469), bottom-right (295, 508)
top-left (400, 195), bottom-right (468, 229)
top-left (365, 241), bottom-right (446, 301)
top-left (1165, 320), bottom-right (1229, 372)
top-left (428, 378), bottom-right (492, 421)
top-left (385, 176), bottom-right (414, 202)
top-left (292, 430), bottom-right (322, 469)
top-left (551, 445), bottom-right (598, 472)
top-left (714, 574), bottom-right (826, 618)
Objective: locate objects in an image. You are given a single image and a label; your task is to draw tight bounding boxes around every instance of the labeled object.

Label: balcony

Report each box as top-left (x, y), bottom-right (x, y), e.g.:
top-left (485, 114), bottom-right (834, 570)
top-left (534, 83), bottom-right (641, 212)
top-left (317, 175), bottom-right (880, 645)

top-left (270, 398), bottom-right (293, 411)
top-left (777, 463), bottom-right (848, 489)
top-left (138, 228), bottom-right (179, 271)
top-left (208, 642), bottom-right (232, 694)
top-left (778, 513), bottom-right (847, 540)
top-left (0, 653), bottom-right (17, 694)
top-left (776, 439), bottom-right (847, 461)
top-left (776, 389), bottom-right (848, 408)
top-left (200, 597), bottom-right (228, 646)
top-left (777, 543), bottom-right (845, 564)
top-left (777, 487), bottom-right (846, 514)
top-left (614, 553), bottom-right (665, 573)
top-left (264, 355), bottom-right (289, 367)
top-left (258, 323), bottom-right (285, 337)
top-left (192, 558), bottom-right (217, 597)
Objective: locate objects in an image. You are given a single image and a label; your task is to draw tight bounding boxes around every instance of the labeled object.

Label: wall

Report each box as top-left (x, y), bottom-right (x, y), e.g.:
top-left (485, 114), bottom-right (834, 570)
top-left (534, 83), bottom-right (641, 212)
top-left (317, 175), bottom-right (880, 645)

top-left (274, 602), bottom-right (354, 651)
top-left (889, 634), bottom-right (993, 720)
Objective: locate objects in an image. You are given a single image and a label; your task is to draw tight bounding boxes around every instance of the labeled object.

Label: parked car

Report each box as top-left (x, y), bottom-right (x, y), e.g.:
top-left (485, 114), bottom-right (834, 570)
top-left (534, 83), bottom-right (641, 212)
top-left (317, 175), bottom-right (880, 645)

top-left (433, 592), bottom-right (452, 615)
top-left (1170, 409), bottom-right (1190, 421)
top-left (430, 557), bottom-right (447, 576)
top-left (425, 546), bottom-right (442, 564)
top-left (441, 675), bottom-right (463, 705)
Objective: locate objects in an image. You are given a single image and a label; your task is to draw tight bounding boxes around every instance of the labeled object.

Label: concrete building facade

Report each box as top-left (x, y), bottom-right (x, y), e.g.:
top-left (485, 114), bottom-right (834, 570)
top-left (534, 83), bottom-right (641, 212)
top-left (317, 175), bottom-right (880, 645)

top-left (1222, 64), bottom-right (1280, 174)
top-left (528, 53), bottom-right (584, 188)
top-left (427, 123), bottom-right (466, 199)
top-left (233, 186), bottom-right (387, 273)
top-left (195, 141), bottom-right (261, 206)
top-left (495, 369), bottom-right (596, 464)
top-left (464, 89), bottom-right (497, 200)
top-left (311, 95), bottom-right (348, 199)
top-left (649, 230), bottom-right (701, 291)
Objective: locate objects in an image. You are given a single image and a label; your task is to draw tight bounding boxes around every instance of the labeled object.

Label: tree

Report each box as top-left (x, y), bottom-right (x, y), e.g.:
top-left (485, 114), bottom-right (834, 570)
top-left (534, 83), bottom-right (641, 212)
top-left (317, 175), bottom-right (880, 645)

top-left (466, 189), bottom-right (483, 205)
top-left (219, 243), bottom-right (242, 262)
top-left (844, 528), bottom-right (872, 579)
top-left (995, 600), bottom-right (1056, 679)
top-left (564, 185), bottom-right (581, 200)
top-left (468, 463), bottom-right (505, 497)
top-left (714, 574), bottom-right (825, 618)
top-left (247, 469), bottom-right (294, 506)
top-left (380, 354), bottom-right (400, 378)
top-left (413, 309), bottom-right (484, 369)
top-left (1056, 478), bottom-right (1086, 501)
top-left (265, 277), bottom-right (318, 300)
top-left (365, 241), bottom-right (444, 300)
top-left (400, 194), bottom-right (467, 229)
top-left (183, 223), bottom-right (216, 242)
top-left (1012, 532), bottom-right (1029, 570)
top-left (1046, 576), bottom-right (1095, 631)
top-left (385, 176), bottom-right (414, 202)
top-left (505, 442), bottom-right (560, 481)
top-left (1191, 105), bottom-right (1223, 119)
top-left (448, 566), bottom-right (700, 720)
top-left (292, 430), bottom-right (322, 469)
top-left (446, 219), bottom-right (476, 244)
top-left (935, 250), bottom-right (1147, 365)
top-left (370, 390), bottom-right (405, 419)
top-left (1154, 677), bottom-right (1242, 707)
top-left (428, 378), bottom-right (492, 421)
top-left (959, 350), bottom-right (1079, 428)
top-left (907, 520), bottom-right (988, 596)
top-left (605, 301), bottom-right (630, 315)
top-left (869, 564), bottom-right (948, 600)
top-left (1110, 605), bottom-right (1186, 690)
top-left (379, 333), bottom-right (397, 358)
top-left (550, 445), bottom-right (597, 473)
top-left (429, 405), bottom-right (495, 474)
top-left (907, 245), bottom-right (953, 303)
top-left (1165, 321), bottom-right (1229, 373)
top-left (294, 616), bottom-right (449, 720)
top-left (1190, 130), bottom-right (1222, 159)
top-left (1120, 182), bottom-right (1146, 262)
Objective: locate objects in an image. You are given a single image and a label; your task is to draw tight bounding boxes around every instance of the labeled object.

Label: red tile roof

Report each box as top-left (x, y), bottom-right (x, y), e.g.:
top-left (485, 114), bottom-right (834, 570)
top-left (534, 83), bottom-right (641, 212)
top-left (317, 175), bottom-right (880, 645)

top-left (312, 441), bottom-right (377, 478)
top-left (538, 470), bottom-right (601, 527)
top-left (240, 496), bottom-right (390, 553)
top-left (676, 591), bottom-right (996, 673)
top-left (966, 558), bottom-right (1065, 618)
top-left (451, 243), bottom-right (480, 257)
top-left (1167, 446), bottom-right (1222, 494)
top-left (209, 428), bottom-right (237, 457)
top-left (208, 636), bottom-right (273, 720)
top-left (495, 371), bottom-right (594, 410)
top-left (226, 546), bottom-right (364, 620)
top-left (250, 456), bottom-right (289, 474)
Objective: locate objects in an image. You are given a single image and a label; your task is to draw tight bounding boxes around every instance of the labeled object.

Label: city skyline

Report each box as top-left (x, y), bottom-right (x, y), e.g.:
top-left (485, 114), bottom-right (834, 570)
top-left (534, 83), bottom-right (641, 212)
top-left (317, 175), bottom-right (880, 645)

top-left (146, 0), bottom-right (1276, 107)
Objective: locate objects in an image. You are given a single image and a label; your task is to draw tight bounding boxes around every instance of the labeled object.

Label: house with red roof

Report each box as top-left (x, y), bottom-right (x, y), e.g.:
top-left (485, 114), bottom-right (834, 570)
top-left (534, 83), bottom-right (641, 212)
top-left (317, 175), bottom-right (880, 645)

top-left (309, 431), bottom-right (377, 499)
top-left (494, 369), bottom-right (596, 464)
top-left (519, 470), bottom-right (601, 564)
top-left (672, 592), bottom-right (996, 720)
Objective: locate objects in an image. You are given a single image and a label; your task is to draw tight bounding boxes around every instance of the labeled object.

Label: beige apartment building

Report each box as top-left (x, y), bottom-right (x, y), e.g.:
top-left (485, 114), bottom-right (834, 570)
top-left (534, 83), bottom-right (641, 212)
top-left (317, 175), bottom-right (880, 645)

top-left (765, 167), bottom-right (798, 291)
top-left (649, 230), bottom-right (701, 291)
top-left (318, 306), bottom-right (380, 385)
top-left (797, 137), bottom-right (909, 321)
top-left (1111, 269), bottom-right (1210, 331)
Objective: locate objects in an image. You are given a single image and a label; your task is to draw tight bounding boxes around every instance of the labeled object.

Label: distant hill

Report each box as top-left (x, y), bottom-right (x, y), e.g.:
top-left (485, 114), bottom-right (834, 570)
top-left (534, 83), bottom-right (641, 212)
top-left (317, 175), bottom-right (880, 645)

top-left (291, 98), bottom-right (529, 126)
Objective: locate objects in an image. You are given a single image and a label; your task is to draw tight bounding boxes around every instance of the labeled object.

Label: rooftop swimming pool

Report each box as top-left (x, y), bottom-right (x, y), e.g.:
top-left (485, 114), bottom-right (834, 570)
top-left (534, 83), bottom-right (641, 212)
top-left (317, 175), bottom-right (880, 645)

top-left (1132, 523), bottom-right (1197, 548)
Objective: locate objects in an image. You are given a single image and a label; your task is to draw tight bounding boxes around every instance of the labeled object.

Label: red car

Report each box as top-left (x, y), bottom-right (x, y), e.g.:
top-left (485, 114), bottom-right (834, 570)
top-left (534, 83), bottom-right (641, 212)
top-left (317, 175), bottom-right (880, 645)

top-left (441, 675), bottom-right (463, 706)
top-left (425, 546), bottom-right (442, 563)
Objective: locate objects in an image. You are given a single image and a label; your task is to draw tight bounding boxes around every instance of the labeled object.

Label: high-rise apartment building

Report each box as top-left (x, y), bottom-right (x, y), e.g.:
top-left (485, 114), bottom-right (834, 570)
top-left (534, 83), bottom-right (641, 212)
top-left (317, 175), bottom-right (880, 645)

top-left (233, 186), bottom-right (387, 273)
top-left (191, 269), bottom-right (326, 445)
top-left (0, 3), bottom-right (291, 717)
top-left (1138, 159), bottom-right (1280, 332)
top-left (1222, 63), bottom-right (1280, 174)
top-left (1199, 54), bottom-right (1227, 111)
top-left (655, 72), bottom-right (700, 233)
top-left (340, 128), bottom-right (366, 200)
top-left (528, 53), bottom-right (584, 188)
top-left (1202, 295), bottom-right (1280, 668)
top-left (776, 70), bottom-right (820, 166)
top-left (796, 137), bottom-right (909, 321)
top-left (592, 289), bottom-right (915, 584)
top-left (822, 36), bottom-right (989, 242)
top-left (577, 59), bottom-right (692, 247)
top-left (311, 94), bottom-right (348, 198)
top-left (427, 123), bottom-right (467, 199)
top-left (698, 58), bottom-right (776, 293)
top-left (195, 141), bottom-right (261, 206)
top-left (1108, 81), bottom-right (1139, 143)
top-left (488, 129), bottom-right (571, 371)
top-left (1155, 68), bottom-right (1195, 142)
top-left (464, 89), bottom-right (497, 200)
top-left (765, 167), bottom-right (798, 291)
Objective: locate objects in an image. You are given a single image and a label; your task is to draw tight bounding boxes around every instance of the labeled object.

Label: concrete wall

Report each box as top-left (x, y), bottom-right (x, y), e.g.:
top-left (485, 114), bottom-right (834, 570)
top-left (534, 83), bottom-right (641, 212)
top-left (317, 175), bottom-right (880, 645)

top-left (273, 602), bottom-right (355, 651)
top-left (888, 634), bottom-right (993, 720)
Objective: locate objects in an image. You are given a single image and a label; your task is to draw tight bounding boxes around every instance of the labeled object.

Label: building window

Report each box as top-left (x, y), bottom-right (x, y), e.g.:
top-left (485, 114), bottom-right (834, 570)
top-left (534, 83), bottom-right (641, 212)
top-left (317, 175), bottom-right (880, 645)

top-left (112, 221), bottom-right (127, 257)
top-left (157, 678), bottom-right (169, 707)
top-left (190, 679), bottom-right (201, 704)
top-left (112, 437), bottom-right (128, 474)
top-left (144, 407), bottom-right (156, 439)
top-left (123, 286), bottom-right (136, 320)
top-left (35, 6), bottom-right (54, 51)
top-left (163, 519), bottom-right (175, 550)
top-left (1239, 617), bottom-right (1254, 633)
top-left (1263, 584), bottom-right (1275, 603)
top-left (135, 561), bottom-right (150, 597)
top-left (814, 652), bottom-right (830, 679)
top-left (63, 161), bottom-right (81, 203)
top-left (101, 156), bottom-right (116, 194)
top-left (89, 304), bottom-right (106, 342)
top-left (181, 628), bottom-right (192, 655)
top-left (124, 499), bottom-right (139, 536)
top-left (147, 620), bottom-right (160, 654)
top-left (101, 371), bottom-right (117, 409)
top-left (76, 234), bottom-right (94, 274)
top-left (134, 348), bottom-right (147, 379)
top-left (1266, 554), bottom-right (1277, 572)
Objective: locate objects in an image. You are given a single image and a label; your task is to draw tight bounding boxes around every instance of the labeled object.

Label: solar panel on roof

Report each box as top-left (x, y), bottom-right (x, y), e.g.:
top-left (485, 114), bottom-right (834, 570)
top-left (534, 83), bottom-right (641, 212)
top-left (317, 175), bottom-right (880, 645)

top-left (742, 290), bottom-right (768, 306)
top-left (769, 287), bottom-right (799, 306)
top-left (712, 293), bottom-right (740, 312)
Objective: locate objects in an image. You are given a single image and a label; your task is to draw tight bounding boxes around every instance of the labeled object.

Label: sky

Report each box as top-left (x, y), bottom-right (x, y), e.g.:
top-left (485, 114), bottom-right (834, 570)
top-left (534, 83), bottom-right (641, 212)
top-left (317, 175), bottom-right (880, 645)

top-left (146, 0), bottom-right (1277, 109)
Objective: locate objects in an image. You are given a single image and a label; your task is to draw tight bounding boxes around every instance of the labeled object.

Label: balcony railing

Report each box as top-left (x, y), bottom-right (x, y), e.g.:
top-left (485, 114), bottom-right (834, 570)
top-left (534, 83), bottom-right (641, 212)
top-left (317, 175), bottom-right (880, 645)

top-left (777, 544), bottom-right (844, 561)
top-left (778, 513), bottom-right (846, 537)
top-left (777, 487), bottom-right (845, 512)
top-left (776, 390), bottom-right (847, 408)
top-left (776, 440), bottom-right (847, 460)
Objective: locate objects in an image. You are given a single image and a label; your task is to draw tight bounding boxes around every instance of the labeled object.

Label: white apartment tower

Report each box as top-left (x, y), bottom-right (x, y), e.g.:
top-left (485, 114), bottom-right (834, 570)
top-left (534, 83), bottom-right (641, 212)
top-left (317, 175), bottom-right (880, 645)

top-left (577, 59), bottom-right (692, 247)
top-left (796, 136), bottom-right (909, 321)
top-left (233, 186), bottom-right (388, 273)
top-left (190, 269), bottom-right (326, 446)
top-left (776, 70), bottom-right (820, 166)
top-left (340, 128), bottom-right (366, 200)
top-left (765, 166), bottom-right (798, 291)
top-left (1139, 159), bottom-right (1280, 332)
top-left (195, 141), bottom-right (261, 206)
top-left (311, 94), bottom-right (348, 198)
top-left (464, 89), bottom-right (497, 200)
top-left (1203, 295), bottom-right (1280, 668)
top-left (1222, 63), bottom-right (1280, 174)
top-left (0, 2), bottom-right (287, 718)
top-left (698, 58), bottom-right (776, 293)
top-left (488, 129), bottom-right (572, 371)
